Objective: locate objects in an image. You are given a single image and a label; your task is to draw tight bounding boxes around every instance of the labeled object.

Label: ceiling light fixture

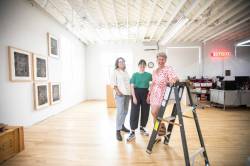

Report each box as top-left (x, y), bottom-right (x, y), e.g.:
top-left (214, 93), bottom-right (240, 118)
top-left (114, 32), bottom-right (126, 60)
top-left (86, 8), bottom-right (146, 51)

top-left (236, 39), bottom-right (250, 46)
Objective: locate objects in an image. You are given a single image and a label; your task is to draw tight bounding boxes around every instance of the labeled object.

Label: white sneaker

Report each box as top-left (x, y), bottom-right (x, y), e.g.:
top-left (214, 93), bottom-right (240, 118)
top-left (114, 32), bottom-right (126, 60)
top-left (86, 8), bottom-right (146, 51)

top-left (140, 127), bottom-right (149, 136)
top-left (127, 132), bottom-right (135, 142)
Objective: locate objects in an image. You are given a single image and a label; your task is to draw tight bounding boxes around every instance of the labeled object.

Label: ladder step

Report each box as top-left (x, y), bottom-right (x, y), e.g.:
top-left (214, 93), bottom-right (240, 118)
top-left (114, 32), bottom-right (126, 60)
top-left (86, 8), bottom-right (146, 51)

top-left (158, 117), bottom-right (182, 127)
top-left (190, 147), bottom-right (205, 165)
top-left (163, 116), bottom-right (176, 121)
top-left (182, 107), bottom-right (195, 114)
top-left (182, 115), bottom-right (193, 119)
top-left (157, 116), bottom-right (175, 122)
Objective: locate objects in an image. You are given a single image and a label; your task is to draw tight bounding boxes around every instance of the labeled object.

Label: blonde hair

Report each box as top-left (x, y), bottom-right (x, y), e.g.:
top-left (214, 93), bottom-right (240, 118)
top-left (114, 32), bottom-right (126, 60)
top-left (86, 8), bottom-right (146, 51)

top-left (157, 52), bottom-right (167, 59)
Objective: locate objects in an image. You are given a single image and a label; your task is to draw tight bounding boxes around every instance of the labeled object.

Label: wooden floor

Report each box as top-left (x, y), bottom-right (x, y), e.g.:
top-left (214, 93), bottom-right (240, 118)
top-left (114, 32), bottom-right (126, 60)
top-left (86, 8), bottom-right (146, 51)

top-left (2, 101), bottom-right (250, 166)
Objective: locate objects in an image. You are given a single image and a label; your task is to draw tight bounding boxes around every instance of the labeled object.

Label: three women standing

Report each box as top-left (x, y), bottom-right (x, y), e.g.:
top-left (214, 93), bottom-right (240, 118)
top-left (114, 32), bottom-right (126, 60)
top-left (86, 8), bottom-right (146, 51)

top-left (112, 52), bottom-right (178, 142)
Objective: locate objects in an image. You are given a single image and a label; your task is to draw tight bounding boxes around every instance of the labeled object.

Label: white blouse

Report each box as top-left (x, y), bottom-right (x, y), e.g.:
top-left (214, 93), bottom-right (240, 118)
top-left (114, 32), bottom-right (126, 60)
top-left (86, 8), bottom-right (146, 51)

top-left (111, 69), bottom-right (131, 95)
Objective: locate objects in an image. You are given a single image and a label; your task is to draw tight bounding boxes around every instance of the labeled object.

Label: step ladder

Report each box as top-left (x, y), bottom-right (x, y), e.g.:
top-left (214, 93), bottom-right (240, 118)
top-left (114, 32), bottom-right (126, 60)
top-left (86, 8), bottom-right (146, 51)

top-left (146, 82), bottom-right (210, 166)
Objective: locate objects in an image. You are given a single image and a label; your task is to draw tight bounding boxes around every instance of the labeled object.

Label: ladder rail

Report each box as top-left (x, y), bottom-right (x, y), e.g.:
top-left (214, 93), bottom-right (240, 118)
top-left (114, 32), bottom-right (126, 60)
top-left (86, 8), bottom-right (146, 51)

top-left (146, 86), bottom-right (173, 153)
top-left (174, 87), bottom-right (191, 166)
top-left (186, 85), bottom-right (210, 165)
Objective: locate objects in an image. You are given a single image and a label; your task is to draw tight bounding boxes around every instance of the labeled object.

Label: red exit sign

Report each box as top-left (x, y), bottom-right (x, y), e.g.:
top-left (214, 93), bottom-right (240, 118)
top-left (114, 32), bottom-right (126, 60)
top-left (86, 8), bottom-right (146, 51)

top-left (211, 51), bottom-right (231, 57)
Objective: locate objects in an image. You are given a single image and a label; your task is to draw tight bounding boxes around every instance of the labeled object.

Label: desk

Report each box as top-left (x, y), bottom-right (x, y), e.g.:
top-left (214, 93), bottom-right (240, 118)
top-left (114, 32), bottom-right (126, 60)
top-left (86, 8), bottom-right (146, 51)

top-left (106, 85), bottom-right (116, 108)
top-left (210, 89), bottom-right (250, 109)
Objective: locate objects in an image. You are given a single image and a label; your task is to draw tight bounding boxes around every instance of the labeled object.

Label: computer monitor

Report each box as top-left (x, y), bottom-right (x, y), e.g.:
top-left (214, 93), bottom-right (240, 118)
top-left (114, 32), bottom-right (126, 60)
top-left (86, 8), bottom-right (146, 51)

top-left (222, 81), bottom-right (237, 90)
top-left (235, 76), bottom-right (250, 89)
top-left (235, 76), bottom-right (249, 83)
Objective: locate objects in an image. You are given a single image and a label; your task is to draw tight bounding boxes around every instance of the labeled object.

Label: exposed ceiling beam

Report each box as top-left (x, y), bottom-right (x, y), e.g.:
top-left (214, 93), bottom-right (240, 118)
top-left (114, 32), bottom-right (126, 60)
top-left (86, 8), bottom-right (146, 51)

top-left (174, 0), bottom-right (229, 42)
top-left (148, 0), bottom-right (172, 41)
top-left (233, 33), bottom-right (250, 42)
top-left (156, 0), bottom-right (187, 42)
top-left (67, 0), bottom-right (102, 43)
top-left (46, 0), bottom-right (68, 24)
top-left (135, 0), bottom-right (142, 42)
top-left (42, 0), bottom-right (48, 8)
top-left (46, 0), bottom-right (90, 44)
top-left (159, 0), bottom-right (200, 43)
top-left (111, 0), bottom-right (120, 40)
top-left (213, 24), bottom-right (247, 40)
top-left (199, 10), bottom-right (250, 41)
top-left (126, 0), bottom-right (129, 39)
top-left (184, 0), bottom-right (245, 42)
top-left (213, 22), bottom-right (250, 41)
top-left (170, 0), bottom-right (216, 43)
top-left (190, 2), bottom-right (250, 42)
top-left (203, 16), bottom-right (250, 42)
top-left (80, 0), bottom-right (105, 41)
top-left (226, 29), bottom-right (250, 41)
top-left (143, 0), bottom-right (158, 41)
top-left (96, 0), bottom-right (112, 41)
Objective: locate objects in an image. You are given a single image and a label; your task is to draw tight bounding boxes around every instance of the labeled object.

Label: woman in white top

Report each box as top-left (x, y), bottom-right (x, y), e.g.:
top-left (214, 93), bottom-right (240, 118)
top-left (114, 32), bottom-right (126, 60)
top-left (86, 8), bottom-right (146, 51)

top-left (111, 57), bottom-right (131, 141)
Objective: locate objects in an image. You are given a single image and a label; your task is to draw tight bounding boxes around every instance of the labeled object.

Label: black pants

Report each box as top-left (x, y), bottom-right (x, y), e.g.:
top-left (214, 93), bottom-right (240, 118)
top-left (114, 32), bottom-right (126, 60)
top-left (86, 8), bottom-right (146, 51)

top-left (130, 88), bottom-right (150, 130)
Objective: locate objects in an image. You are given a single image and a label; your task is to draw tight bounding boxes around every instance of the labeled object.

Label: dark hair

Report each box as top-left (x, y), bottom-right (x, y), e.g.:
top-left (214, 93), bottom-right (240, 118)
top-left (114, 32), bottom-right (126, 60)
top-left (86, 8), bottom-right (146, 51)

top-left (115, 57), bottom-right (126, 70)
top-left (138, 59), bottom-right (147, 66)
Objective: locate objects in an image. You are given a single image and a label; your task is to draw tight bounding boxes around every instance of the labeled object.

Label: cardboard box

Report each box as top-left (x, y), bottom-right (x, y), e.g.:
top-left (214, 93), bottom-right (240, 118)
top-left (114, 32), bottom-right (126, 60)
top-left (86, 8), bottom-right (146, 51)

top-left (0, 126), bottom-right (24, 163)
top-left (106, 85), bottom-right (116, 108)
top-left (193, 82), bottom-right (200, 87)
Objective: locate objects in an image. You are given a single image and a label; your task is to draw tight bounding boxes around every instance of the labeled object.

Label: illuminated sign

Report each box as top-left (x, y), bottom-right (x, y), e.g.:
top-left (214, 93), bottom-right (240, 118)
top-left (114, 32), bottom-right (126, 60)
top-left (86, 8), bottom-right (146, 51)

top-left (211, 51), bottom-right (231, 57)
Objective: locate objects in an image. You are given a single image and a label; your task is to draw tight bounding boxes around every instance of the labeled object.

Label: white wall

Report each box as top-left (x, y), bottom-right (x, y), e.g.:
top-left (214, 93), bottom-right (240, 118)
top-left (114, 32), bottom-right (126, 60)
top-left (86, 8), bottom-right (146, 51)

top-left (203, 40), bottom-right (250, 79)
top-left (85, 42), bottom-right (202, 100)
top-left (0, 0), bottom-right (86, 126)
top-left (167, 47), bottom-right (201, 80)
top-left (85, 42), bottom-right (158, 100)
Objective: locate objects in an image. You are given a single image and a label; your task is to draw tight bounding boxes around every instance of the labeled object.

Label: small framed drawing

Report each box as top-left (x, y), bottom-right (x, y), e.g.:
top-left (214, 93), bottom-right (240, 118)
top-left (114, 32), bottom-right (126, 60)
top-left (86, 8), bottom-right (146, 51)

top-left (33, 54), bottom-right (48, 81)
top-left (34, 82), bottom-right (49, 110)
top-left (49, 82), bottom-right (61, 105)
top-left (148, 61), bottom-right (154, 68)
top-left (8, 46), bottom-right (32, 81)
top-left (47, 33), bottom-right (60, 58)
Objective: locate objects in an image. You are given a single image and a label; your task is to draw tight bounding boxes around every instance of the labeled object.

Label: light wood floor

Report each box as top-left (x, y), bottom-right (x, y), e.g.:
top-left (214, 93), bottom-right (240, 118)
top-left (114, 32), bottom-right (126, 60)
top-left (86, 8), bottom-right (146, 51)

top-left (2, 101), bottom-right (250, 166)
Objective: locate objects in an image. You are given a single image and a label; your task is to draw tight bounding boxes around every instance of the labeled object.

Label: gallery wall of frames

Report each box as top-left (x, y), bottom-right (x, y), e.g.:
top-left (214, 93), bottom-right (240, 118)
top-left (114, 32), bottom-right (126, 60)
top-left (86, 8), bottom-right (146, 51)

top-left (8, 33), bottom-right (61, 110)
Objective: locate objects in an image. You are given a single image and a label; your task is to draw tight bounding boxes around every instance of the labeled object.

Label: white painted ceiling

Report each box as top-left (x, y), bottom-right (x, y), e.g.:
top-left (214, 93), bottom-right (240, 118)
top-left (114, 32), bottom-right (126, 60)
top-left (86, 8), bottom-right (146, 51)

top-left (33, 0), bottom-right (250, 45)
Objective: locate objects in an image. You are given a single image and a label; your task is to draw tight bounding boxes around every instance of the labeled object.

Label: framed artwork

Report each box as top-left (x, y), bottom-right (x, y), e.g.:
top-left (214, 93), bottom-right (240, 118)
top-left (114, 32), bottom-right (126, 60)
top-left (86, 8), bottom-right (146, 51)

top-left (47, 33), bottom-right (60, 58)
top-left (34, 82), bottom-right (49, 110)
top-left (33, 54), bottom-right (48, 81)
top-left (8, 46), bottom-right (32, 81)
top-left (49, 82), bottom-right (61, 105)
top-left (148, 61), bottom-right (154, 68)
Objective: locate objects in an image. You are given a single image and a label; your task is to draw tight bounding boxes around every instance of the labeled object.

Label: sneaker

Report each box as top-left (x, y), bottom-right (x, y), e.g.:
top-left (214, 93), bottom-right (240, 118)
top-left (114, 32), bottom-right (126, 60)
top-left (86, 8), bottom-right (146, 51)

top-left (127, 132), bottom-right (135, 142)
top-left (116, 130), bottom-right (122, 141)
top-left (121, 125), bottom-right (130, 133)
top-left (140, 127), bottom-right (149, 136)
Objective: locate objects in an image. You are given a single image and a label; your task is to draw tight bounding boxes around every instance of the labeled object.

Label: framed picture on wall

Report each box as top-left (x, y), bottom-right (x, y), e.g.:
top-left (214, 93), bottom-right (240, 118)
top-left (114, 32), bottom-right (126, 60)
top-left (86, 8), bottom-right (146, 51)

top-left (33, 54), bottom-right (48, 81)
top-left (8, 46), bottom-right (32, 81)
top-left (34, 82), bottom-right (49, 110)
top-left (47, 33), bottom-right (60, 58)
top-left (49, 82), bottom-right (61, 105)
